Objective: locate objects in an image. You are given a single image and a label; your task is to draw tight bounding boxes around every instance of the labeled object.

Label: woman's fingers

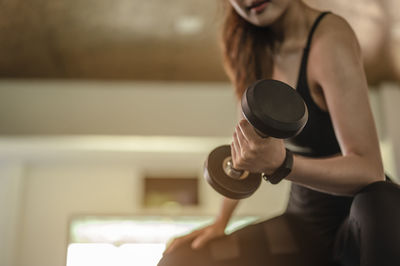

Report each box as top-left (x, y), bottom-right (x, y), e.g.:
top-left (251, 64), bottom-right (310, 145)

top-left (163, 225), bottom-right (226, 255)
top-left (235, 124), bottom-right (248, 150)
top-left (238, 119), bottom-right (260, 142)
top-left (231, 141), bottom-right (237, 165)
top-left (233, 131), bottom-right (241, 155)
top-left (164, 237), bottom-right (188, 254)
top-left (192, 227), bottom-right (225, 249)
top-left (233, 120), bottom-right (258, 169)
top-left (191, 232), bottom-right (211, 249)
top-left (163, 230), bottom-right (201, 254)
top-left (232, 132), bottom-right (243, 169)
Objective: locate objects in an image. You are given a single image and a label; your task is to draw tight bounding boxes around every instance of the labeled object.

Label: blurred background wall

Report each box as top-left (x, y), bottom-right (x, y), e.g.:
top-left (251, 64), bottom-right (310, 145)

top-left (0, 1), bottom-right (400, 266)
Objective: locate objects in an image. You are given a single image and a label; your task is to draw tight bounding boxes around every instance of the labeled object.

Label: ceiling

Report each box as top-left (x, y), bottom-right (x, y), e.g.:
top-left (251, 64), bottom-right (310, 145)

top-left (0, 0), bottom-right (399, 84)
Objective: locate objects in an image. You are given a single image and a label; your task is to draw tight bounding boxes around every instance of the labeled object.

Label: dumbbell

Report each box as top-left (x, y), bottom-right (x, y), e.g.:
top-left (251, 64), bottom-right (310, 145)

top-left (204, 79), bottom-right (308, 199)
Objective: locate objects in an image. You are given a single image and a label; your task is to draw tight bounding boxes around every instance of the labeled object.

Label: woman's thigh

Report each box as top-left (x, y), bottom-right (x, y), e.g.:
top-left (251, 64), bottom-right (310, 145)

top-left (158, 213), bottom-right (338, 266)
top-left (334, 181), bottom-right (400, 266)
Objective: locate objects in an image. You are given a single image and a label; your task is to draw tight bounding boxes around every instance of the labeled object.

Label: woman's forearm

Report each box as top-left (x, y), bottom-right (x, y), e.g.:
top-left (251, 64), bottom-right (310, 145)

top-left (214, 197), bottom-right (240, 228)
top-left (286, 153), bottom-right (385, 196)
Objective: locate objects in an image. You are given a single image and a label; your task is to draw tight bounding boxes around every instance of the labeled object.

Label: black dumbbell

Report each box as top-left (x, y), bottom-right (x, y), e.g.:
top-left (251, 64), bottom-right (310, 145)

top-left (204, 79), bottom-right (308, 199)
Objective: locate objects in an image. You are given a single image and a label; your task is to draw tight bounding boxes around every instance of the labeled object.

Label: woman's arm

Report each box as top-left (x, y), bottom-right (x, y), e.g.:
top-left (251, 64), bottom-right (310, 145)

top-left (232, 15), bottom-right (385, 196)
top-left (287, 15), bottom-right (384, 195)
top-left (215, 197), bottom-right (240, 227)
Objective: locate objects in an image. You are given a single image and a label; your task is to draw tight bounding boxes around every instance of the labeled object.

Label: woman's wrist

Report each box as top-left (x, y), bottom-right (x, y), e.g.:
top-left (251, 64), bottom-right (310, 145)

top-left (262, 148), bottom-right (294, 184)
top-left (261, 144), bottom-right (287, 175)
top-left (214, 215), bottom-right (230, 229)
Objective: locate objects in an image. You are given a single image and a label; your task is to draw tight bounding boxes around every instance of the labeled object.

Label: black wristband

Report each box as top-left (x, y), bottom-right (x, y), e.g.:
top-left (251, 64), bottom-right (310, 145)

top-left (262, 148), bottom-right (293, 184)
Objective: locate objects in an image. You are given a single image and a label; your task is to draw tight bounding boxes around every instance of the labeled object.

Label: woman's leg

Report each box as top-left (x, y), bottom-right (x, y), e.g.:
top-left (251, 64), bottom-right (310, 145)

top-left (158, 214), bottom-right (337, 266)
top-left (334, 181), bottom-right (400, 266)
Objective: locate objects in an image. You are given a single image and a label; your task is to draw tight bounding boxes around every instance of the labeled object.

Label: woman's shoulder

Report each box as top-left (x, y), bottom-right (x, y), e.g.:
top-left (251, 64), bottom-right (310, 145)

top-left (311, 12), bottom-right (361, 57)
top-left (321, 13), bottom-right (352, 31)
top-left (307, 11), bottom-right (363, 90)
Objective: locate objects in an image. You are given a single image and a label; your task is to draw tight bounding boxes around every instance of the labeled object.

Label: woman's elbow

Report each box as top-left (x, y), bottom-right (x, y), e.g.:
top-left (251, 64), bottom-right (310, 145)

top-left (349, 153), bottom-right (385, 194)
top-left (360, 159), bottom-right (385, 186)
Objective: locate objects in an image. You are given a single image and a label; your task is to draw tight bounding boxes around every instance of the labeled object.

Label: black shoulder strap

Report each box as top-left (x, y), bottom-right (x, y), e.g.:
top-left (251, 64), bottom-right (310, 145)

top-left (296, 11), bottom-right (331, 92)
top-left (305, 12), bottom-right (331, 50)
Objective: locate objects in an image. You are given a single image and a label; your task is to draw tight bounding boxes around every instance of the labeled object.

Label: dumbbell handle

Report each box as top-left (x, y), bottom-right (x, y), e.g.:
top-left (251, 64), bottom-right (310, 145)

top-left (223, 156), bottom-right (246, 179)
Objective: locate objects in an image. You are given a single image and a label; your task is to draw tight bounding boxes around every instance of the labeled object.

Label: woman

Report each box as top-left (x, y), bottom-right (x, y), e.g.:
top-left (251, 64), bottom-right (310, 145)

top-left (159, 0), bottom-right (400, 265)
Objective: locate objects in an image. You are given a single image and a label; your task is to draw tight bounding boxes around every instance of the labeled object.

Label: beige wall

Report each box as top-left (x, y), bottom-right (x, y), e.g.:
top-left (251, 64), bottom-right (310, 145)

top-left (0, 163), bottom-right (24, 266)
top-left (0, 80), bottom-right (237, 136)
top-left (379, 83), bottom-right (400, 178)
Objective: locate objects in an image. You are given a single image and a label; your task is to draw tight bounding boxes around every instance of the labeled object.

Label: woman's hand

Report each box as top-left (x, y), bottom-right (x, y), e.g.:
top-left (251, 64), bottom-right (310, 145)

top-left (231, 119), bottom-right (286, 175)
top-left (163, 222), bottom-right (226, 254)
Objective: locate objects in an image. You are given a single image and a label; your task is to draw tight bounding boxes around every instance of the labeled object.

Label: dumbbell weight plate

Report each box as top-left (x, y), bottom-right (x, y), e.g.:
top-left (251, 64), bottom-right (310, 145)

top-left (242, 79), bottom-right (308, 138)
top-left (204, 145), bottom-right (261, 199)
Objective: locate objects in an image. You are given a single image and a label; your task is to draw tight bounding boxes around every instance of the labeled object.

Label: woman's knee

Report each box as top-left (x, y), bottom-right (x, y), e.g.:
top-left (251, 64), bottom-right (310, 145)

top-left (355, 180), bottom-right (400, 205)
top-left (350, 180), bottom-right (400, 228)
top-left (347, 181), bottom-right (400, 265)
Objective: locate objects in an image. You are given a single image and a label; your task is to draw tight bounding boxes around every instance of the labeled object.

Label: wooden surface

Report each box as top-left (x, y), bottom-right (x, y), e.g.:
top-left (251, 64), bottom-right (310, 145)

top-left (0, 0), bottom-right (399, 84)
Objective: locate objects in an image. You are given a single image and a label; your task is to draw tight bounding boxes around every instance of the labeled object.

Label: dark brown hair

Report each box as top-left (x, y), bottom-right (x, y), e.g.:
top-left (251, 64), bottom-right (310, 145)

top-left (220, 3), bottom-right (276, 99)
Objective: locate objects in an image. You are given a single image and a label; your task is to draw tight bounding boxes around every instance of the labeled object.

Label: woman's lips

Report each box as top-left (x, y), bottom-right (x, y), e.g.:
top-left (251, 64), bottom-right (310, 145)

top-left (247, 0), bottom-right (269, 13)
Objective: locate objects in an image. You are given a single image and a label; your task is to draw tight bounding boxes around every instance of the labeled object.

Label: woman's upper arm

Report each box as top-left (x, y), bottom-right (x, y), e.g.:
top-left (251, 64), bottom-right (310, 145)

top-left (310, 16), bottom-right (384, 175)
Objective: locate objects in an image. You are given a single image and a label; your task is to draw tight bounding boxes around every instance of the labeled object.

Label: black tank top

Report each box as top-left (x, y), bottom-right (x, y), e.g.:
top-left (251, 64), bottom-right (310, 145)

top-left (285, 11), bottom-right (341, 157)
top-left (285, 12), bottom-right (353, 247)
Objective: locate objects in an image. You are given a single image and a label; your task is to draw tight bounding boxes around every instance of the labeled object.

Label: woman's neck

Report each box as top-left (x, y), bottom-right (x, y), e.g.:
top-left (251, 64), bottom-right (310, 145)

top-left (269, 1), bottom-right (313, 52)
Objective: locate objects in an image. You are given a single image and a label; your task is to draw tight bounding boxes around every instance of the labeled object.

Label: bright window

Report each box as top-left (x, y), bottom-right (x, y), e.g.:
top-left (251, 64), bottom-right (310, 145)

top-left (66, 216), bottom-right (258, 266)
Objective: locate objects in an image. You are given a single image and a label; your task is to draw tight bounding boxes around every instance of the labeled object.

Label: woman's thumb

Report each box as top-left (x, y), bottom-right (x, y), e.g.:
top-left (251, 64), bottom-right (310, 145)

top-left (191, 234), bottom-right (210, 250)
